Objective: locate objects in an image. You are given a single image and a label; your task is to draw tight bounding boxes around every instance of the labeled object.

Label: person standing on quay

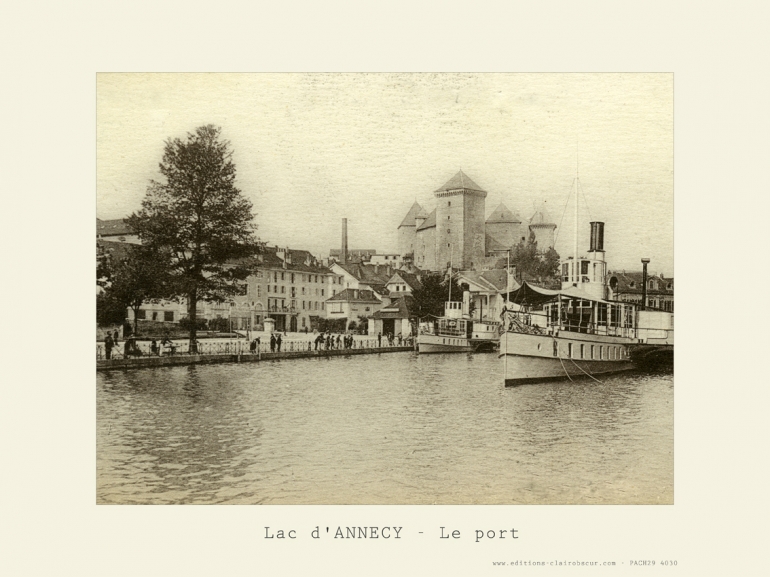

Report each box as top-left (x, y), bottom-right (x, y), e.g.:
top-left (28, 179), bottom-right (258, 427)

top-left (104, 333), bottom-right (113, 359)
top-left (250, 339), bottom-right (257, 354)
top-left (276, 332), bottom-right (282, 352)
top-left (336, 334), bottom-right (341, 349)
top-left (377, 332), bottom-right (382, 347)
top-left (113, 329), bottom-right (119, 345)
top-left (270, 333), bottom-right (276, 352)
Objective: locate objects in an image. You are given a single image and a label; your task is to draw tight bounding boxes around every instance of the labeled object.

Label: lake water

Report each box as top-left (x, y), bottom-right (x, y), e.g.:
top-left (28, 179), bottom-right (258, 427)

top-left (96, 352), bottom-right (673, 504)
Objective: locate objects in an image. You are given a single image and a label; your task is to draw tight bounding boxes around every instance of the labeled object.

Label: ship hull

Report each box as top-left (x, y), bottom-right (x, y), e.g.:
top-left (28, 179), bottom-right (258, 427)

top-left (500, 331), bottom-right (634, 385)
top-left (417, 334), bottom-right (474, 353)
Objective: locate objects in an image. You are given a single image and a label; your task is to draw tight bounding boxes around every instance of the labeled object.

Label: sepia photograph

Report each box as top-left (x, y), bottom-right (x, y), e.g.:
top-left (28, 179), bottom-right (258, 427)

top-left (6, 2), bottom-right (770, 575)
top-left (96, 73), bottom-right (673, 505)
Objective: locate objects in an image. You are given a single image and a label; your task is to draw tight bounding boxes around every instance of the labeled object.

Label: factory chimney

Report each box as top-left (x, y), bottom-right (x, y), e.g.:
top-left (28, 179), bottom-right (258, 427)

top-left (341, 218), bottom-right (348, 264)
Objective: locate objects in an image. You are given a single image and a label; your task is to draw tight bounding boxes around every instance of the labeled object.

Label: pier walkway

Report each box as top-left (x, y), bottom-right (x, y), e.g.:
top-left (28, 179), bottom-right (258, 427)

top-left (97, 338), bottom-right (414, 372)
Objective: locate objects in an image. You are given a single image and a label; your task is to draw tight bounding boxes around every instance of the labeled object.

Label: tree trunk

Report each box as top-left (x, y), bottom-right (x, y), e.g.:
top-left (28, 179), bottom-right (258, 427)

top-left (188, 288), bottom-right (198, 351)
top-left (132, 305), bottom-right (140, 336)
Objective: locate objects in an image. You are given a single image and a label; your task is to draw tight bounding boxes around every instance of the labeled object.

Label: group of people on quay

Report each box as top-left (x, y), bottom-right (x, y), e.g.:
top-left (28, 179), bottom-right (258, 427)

top-left (103, 331), bottom-right (183, 359)
top-left (101, 328), bottom-right (416, 361)
top-left (313, 332), bottom-right (357, 351)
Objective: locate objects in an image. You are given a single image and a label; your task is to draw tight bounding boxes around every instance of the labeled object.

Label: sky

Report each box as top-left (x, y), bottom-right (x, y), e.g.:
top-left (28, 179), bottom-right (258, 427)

top-left (97, 73), bottom-right (673, 275)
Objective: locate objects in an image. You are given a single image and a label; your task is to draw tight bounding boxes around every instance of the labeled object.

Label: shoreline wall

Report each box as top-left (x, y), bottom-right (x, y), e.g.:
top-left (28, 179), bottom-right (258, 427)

top-left (97, 346), bottom-right (414, 372)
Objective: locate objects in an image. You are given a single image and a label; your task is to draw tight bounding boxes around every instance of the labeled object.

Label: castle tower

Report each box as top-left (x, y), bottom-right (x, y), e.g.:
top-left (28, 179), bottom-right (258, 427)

top-left (434, 170), bottom-right (487, 271)
top-left (398, 201), bottom-right (427, 257)
top-left (485, 202), bottom-right (523, 249)
top-left (528, 203), bottom-right (557, 250)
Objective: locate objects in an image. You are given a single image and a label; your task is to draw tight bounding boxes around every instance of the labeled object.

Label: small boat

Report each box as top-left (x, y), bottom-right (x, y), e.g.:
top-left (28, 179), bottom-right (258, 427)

top-left (417, 300), bottom-right (500, 353)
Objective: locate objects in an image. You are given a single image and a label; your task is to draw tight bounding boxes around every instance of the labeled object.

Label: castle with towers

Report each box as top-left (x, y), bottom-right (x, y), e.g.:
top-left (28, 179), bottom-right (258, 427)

top-left (398, 170), bottom-right (557, 272)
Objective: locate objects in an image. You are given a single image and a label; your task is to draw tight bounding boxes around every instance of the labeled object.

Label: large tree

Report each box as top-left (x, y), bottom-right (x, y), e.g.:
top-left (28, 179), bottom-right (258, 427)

top-left (126, 125), bottom-right (259, 343)
top-left (410, 272), bottom-right (464, 319)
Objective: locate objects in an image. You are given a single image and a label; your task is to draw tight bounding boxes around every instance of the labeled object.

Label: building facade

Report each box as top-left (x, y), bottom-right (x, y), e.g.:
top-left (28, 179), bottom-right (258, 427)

top-left (606, 271), bottom-right (674, 312)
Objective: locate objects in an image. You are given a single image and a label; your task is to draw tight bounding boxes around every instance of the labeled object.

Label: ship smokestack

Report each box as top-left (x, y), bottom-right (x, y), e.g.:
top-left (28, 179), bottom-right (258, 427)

top-left (589, 221), bottom-right (605, 252)
top-left (341, 218), bottom-right (348, 264)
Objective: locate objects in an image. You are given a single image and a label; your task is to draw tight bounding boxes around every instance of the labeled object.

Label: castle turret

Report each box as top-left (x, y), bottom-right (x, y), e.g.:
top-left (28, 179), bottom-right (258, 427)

top-left (485, 202), bottom-right (523, 248)
top-left (398, 201), bottom-right (426, 257)
top-left (528, 203), bottom-right (557, 249)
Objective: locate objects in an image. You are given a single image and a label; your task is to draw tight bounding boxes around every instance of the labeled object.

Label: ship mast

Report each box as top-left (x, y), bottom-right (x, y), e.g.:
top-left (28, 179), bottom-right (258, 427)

top-left (448, 243), bottom-right (453, 301)
top-left (574, 141), bottom-right (579, 268)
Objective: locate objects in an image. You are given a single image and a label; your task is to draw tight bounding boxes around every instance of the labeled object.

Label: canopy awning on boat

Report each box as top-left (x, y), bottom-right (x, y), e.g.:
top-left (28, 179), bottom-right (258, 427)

top-left (504, 281), bottom-right (617, 306)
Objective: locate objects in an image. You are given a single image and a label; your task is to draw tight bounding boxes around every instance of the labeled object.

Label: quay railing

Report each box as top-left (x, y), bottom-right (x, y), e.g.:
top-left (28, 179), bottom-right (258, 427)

top-left (96, 335), bottom-right (414, 360)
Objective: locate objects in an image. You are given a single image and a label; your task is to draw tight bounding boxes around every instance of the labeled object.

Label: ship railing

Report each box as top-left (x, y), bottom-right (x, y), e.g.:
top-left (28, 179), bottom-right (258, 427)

top-left (501, 310), bottom-right (639, 338)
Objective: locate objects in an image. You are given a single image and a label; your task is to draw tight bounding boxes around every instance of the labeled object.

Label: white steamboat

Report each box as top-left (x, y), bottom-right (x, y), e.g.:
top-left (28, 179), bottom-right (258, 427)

top-left (418, 294), bottom-right (501, 354)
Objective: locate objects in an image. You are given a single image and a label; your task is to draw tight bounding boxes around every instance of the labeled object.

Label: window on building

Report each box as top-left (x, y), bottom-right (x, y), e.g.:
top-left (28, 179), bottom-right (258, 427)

top-left (321, 302), bottom-right (324, 310)
top-left (274, 272), bottom-right (278, 282)
top-left (281, 272), bottom-right (285, 281)
top-left (281, 286), bottom-right (285, 294)
top-left (301, 317), bottom-right (306, 327)
top-left (649, 280), bottom-right (655, 290)
top-left (152, 312), bottom-right (158, 321)
top-left (137, 310), bottom-right (146, 320)
top-left (568, 343), bottom-right (573, 358)
top-left (580, 344), bottom-right (584, 358)
top-left (321, 289), bottom-right (324, 296)
top-left (291, 273), bottom-right (295, 283)
top-left (448, 201), bottom-right (451, 207)
top-left (274, 285), bottom-right (278, 293)
top-left (164, 311), bottom-right (174, 322)
top-left (315, 302), bottom-right (319, 310)
top-left (267, 285), bottom-right (271, 293)
top-left (257, 286), bottom-right (261, 297)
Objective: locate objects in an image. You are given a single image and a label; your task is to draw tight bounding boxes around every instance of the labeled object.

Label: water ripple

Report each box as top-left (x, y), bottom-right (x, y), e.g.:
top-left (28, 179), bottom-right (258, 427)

top-left (97, 353), bottom-right (673, 504)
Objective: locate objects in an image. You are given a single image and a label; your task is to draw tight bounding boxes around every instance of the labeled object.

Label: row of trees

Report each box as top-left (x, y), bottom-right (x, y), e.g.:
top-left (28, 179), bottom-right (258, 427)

top-left (98, 125), bottom-right (260, 341)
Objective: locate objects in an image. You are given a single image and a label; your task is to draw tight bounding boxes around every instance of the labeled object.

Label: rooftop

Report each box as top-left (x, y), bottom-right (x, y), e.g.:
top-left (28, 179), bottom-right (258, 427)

top-left (399, 202), bottom-right (428, 228)
top-left (435, 170), bottom-right (486, 194)
top-left (326, 288), bottom-right (381, 303)
top-left (97, 218), bottom-right (133, 237)
top-left (486, 203), bottom-right (521, 224)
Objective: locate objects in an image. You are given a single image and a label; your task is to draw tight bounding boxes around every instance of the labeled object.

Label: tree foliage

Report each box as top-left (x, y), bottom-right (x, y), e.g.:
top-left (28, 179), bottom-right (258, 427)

top-left (511, 240), bottom-right (560, 287)
top-left (96, 242), bottom-right (171, 333)
top-left (410, 272), bottom-right (464, 319)
top-left (126, 125), bottom-right (260, 341)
